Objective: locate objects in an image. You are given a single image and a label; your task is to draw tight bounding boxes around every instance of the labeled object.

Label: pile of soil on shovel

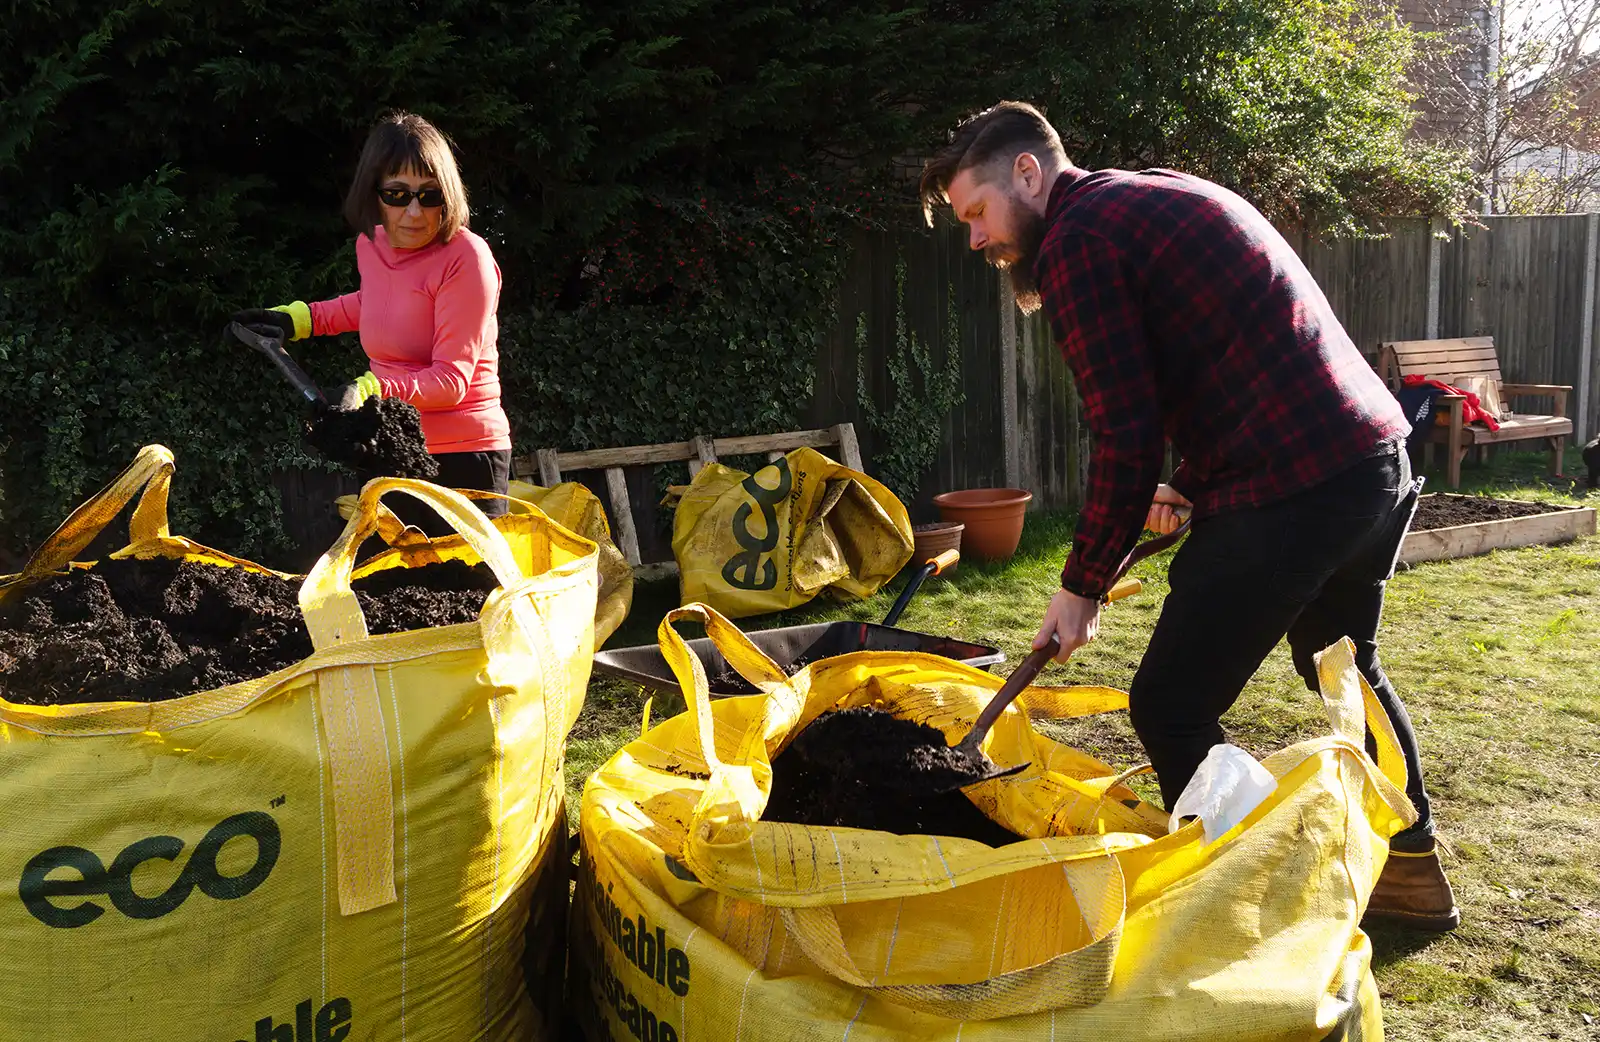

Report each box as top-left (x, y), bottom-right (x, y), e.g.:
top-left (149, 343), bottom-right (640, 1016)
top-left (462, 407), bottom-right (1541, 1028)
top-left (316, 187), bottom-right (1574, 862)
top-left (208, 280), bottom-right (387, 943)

top-left (763, 707), bottom-right (1023, 846)
top-left (0, 557), bottom-right (497, 706)
top-left (305, 397), bottom-right (439, 480)
top-left (1412, 494), bottom-right (1556, 531)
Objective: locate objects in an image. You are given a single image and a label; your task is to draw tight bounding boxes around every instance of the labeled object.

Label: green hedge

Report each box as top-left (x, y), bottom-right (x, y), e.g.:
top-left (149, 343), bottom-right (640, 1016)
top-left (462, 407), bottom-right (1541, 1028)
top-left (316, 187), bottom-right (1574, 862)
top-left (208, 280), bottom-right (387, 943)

top-left (0, 207), bottom-right (850, 564)
top-left (0, 0), bottom-right (1475, 565)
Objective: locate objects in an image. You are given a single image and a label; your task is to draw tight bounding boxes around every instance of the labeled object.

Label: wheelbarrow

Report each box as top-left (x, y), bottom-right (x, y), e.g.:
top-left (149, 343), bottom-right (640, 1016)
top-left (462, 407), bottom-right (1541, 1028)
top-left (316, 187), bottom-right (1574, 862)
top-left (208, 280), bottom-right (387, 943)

top-left (592, 548), bottom-right (1144, 697)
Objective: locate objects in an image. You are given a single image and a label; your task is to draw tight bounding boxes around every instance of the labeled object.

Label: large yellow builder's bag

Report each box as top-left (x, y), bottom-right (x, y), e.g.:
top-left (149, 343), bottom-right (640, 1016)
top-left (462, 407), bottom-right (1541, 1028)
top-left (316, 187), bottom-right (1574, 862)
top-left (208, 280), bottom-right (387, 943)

top-left (506, 479), bottom-right (633, 644)
top-left (337, 476), bottom-right (632, 646)
top-left (0, 446), bottom-right (595, 1041)
top-left (571, 605), bottom-right (1415, 1041)
top-left (671, 447), bottom-right (913, 619)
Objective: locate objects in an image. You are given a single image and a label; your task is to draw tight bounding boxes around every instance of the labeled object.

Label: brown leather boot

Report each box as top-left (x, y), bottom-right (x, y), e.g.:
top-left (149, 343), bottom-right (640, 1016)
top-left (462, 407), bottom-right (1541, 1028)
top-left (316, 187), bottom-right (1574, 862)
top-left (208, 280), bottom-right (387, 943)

top-left (1363, 839), bottom-right (1460, 932)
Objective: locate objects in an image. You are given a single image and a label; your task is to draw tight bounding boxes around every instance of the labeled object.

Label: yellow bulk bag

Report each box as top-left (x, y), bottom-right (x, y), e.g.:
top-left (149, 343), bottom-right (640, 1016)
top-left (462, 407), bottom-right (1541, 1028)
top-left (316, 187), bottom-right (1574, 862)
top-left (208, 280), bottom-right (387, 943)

top-left (337, 477), bottom-right (632, 646)
top-left (506, 479), bottom-right (633, 645)
top-left (0, 445), bottom-right (595, 1042)
top-left (671, 447), bottom-right (914, 619)
top-left (571, 604), bottom-right (1415, 1042)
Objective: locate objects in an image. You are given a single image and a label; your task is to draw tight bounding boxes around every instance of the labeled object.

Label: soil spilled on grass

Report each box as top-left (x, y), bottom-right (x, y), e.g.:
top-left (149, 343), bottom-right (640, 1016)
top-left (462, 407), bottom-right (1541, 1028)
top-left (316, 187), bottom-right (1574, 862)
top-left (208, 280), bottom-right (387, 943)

top-left (763, 706), bottom-right (1023, 846)
top-left (305, 397), bottom-right (438, 479)
top-left (1413, 494), bottom-right (1557, 531)
top-left (0, 557), bottom-right (496, 706)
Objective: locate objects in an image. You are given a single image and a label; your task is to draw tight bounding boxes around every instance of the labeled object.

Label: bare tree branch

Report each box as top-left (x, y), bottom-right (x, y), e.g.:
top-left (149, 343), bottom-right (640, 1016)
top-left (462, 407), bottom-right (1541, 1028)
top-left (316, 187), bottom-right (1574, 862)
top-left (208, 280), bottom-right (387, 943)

top-left (1399, 0), bottom-right (1599, 211)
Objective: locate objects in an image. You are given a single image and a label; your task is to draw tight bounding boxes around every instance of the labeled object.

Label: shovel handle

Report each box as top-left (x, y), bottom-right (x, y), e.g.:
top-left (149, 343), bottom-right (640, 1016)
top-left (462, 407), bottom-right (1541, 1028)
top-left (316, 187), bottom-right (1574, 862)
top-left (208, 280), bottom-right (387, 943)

top-left (1104, 576), bottom-right (1142, 603)
top-left (1115, 509), bottom-right (1193, 576)
top-left (882, 549), bottom-right (959, 628)
top-left (230, 321), bottom-right (327, 407)
top-left (954, 506), bottom-right (1191, 754)
top-left (958, 635), bottom-right (1059, 753)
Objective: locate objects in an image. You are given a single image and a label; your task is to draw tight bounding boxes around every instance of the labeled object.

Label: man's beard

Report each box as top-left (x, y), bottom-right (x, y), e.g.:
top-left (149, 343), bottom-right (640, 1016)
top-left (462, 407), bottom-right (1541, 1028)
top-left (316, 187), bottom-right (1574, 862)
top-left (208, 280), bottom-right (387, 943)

top-left (984, 204), bottom-right (1046, 315)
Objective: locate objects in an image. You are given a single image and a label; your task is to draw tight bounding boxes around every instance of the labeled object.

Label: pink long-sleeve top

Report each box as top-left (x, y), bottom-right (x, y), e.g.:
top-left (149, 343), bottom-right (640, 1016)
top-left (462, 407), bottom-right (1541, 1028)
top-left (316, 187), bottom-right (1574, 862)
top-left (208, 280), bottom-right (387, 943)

top-left (311, 226), bottom-right (511, 454)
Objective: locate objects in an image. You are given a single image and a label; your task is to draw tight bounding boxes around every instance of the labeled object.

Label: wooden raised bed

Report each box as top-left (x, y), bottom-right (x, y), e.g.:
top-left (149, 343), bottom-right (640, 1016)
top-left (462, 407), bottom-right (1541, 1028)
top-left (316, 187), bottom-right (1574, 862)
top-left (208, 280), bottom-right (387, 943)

top-left (1400, 493), bottom-right (1596, 566)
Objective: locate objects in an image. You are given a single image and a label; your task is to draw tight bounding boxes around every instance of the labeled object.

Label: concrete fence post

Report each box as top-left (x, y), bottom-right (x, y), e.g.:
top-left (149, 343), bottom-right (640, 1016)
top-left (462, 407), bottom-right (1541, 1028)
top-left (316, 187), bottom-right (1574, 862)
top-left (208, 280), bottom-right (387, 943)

top-left (1578, 212), bottom-right (1598, 441)
top-left (1427, 217), bottom-right (1445, 339)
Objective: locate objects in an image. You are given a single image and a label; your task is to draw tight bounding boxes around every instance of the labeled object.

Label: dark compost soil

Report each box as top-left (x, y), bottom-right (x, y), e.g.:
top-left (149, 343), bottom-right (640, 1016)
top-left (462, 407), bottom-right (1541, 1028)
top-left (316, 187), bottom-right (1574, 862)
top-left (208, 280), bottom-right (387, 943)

top-left (305, 397), bottom-right (439, 480)
top-left (763, 707), bottom-right (1023, 846)
top-left (0, 557), bottom-right (496, 706)
top-left (708, 655), bottom-right (817, 696)
top-left (1412, 494), bottom-right (1559, 532)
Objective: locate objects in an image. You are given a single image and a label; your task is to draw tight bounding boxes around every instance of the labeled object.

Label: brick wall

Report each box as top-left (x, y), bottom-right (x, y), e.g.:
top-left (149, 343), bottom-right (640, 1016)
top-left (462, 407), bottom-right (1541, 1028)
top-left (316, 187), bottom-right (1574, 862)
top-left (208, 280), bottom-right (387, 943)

top-left (1386, 0), bottom-right (1491, 143)
top-left (1569, 62), bottom-right (1600, 150)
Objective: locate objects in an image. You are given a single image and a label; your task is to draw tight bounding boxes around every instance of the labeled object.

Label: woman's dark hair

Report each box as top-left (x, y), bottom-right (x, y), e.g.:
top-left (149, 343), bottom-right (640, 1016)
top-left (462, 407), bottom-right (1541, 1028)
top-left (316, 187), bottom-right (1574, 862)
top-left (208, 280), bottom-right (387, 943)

top-left (343, 111), bottom-right (469, 242)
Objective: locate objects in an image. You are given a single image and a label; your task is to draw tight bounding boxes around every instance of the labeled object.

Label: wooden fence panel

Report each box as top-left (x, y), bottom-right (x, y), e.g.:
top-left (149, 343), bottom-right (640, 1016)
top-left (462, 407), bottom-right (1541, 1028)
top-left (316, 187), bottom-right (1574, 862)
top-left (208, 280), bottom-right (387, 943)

top-left (1296, 218), bottom-right (1433, 360)
top-left (833, 212), bottom-right (1596, 519)
top-left (812, 222), bottom-right (1005, 520)
top-left (1015, 309), bottom-right (1084, 512)
top-left (1438, 216), bottom-right (1594, 389)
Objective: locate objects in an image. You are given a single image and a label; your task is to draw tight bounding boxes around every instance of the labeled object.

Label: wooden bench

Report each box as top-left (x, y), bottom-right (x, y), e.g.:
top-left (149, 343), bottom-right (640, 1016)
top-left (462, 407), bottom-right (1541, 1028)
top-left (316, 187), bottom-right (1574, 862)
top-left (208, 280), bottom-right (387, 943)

top-left (1378, 337), bottom-right (1573, 489)
top-left (510, 424), bottom-right (862, 578)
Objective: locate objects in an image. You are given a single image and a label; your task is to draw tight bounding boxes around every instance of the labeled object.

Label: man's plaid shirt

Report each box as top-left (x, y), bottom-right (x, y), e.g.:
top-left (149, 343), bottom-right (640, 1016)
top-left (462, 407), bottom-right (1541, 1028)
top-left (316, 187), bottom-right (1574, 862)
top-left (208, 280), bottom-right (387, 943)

top-left (1035, 168), bottom-right (1409, 598)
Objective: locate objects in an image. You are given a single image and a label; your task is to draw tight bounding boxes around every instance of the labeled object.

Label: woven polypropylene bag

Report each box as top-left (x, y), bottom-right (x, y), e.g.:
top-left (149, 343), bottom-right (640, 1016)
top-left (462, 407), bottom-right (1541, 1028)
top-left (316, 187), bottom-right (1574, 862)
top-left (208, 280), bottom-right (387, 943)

top-left (337, 477), bottom-right (632, 647)
top-left (570, 604), bottom-right (1413, 1041)
top-left (671, 447), bottom-right (913, 619)
top-left (0, 446), bottom-right (594, 1041)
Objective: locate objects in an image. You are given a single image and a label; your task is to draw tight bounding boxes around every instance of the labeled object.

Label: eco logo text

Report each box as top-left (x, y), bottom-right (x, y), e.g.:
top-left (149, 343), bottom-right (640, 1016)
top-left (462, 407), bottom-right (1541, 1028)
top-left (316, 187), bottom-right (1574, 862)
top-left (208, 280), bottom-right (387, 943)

top-left (721, 458), bottom-right (792, 591)
top-left (19, 811), bottom-right (281, 928)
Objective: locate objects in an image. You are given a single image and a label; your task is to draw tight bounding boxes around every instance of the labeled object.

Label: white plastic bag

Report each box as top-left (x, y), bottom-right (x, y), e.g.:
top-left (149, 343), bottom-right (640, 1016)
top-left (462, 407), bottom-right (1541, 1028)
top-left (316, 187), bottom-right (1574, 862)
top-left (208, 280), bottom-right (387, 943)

top-left (1168, 743), bottom-right (1278, 844)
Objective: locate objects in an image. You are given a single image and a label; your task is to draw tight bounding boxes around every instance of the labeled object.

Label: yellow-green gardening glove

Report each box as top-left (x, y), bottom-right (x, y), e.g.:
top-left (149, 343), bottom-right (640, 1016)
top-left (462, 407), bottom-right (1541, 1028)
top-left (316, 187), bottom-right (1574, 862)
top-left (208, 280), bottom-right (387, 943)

top-left (229, 301), bottom-right (312, 341)
top-left (335, 371), bottom-right (382, 412)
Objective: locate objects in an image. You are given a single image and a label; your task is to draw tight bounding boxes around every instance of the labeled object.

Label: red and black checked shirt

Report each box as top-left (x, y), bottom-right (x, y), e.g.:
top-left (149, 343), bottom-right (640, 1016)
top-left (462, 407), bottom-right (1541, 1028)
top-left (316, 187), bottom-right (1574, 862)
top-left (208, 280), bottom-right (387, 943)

top-left (1037, 168), bottom-right (1410, 599)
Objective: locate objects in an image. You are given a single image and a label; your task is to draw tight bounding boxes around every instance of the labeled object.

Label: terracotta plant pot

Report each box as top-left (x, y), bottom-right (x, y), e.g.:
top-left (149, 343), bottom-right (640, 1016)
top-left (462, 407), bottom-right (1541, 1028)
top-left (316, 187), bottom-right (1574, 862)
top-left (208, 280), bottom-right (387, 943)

top-left (932, 488), bottom-right (1034, 562)
top-left (910, 521), bottom-right (964, 572)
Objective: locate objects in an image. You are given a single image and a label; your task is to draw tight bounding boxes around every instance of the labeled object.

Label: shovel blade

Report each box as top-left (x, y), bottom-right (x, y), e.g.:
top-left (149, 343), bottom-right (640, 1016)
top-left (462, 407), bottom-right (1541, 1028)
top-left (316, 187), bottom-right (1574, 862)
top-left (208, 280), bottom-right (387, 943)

top-left (956, 760), bottom-right (1028, 788)
top-left (917, 759), bottom-right (1028, 796)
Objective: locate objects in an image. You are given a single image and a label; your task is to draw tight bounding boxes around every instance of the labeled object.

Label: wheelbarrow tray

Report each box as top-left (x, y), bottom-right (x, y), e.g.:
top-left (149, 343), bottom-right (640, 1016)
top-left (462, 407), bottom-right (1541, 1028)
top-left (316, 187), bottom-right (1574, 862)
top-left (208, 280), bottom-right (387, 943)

top-left (593, 620), bottom-right (1006, 697)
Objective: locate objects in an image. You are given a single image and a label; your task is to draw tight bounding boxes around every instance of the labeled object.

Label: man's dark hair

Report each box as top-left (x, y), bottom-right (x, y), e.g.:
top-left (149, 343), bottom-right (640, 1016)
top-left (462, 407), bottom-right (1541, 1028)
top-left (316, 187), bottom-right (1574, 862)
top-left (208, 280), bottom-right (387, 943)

top-left (919, 101), bottom-right (1067, 226)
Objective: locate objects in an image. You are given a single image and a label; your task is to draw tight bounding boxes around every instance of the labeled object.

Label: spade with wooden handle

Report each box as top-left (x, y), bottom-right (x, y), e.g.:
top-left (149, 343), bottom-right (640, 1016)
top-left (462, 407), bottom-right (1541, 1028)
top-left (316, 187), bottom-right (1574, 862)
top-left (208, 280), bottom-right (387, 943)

top-left (914, 508), bottom-right (1195, 793)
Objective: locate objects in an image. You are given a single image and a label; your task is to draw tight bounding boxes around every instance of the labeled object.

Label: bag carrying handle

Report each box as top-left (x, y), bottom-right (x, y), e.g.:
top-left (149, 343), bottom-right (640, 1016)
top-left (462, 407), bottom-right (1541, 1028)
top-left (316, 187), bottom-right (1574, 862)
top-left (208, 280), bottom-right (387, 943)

top-left (658, 602), bottom-right (791, 773)
top-left (300, 478), bottom-right (567, 916)
top-left (302, 479), bottom-right (535, 648)
top-left (1, 445), bottom-right (175, 601)
top-left (338, 487), bottom-right (543, 552)
top-left (1313, 637), bottom-right (1409, 793)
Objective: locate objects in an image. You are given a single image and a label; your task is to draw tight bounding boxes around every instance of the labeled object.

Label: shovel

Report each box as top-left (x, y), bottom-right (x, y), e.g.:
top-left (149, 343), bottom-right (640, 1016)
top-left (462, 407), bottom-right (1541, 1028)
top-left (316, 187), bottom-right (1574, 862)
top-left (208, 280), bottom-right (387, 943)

top-left (228, 321), bottom-right (327, 408)
top-left (888, 509), bottom-right (1195, 796)
top-left (881, 549), bottom-right (959, 627)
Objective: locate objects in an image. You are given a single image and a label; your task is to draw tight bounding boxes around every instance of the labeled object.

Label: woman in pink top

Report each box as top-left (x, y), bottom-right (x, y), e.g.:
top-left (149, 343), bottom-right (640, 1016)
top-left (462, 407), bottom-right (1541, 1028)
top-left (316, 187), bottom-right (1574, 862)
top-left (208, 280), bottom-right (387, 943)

top-left (232, 112), bottom-right (512, 531)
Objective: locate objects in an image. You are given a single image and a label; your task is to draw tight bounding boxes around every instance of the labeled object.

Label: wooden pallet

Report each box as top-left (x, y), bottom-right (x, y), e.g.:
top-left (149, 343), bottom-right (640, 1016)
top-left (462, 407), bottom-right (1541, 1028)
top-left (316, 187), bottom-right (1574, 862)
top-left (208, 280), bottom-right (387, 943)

top-left (511, 424), bottom-right (862, 577)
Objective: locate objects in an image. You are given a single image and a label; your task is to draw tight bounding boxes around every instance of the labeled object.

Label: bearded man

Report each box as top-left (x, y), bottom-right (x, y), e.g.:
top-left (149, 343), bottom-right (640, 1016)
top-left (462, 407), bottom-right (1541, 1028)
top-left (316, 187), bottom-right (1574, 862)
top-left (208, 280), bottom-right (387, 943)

top-left (920, 101), bottom-right (1457, 931)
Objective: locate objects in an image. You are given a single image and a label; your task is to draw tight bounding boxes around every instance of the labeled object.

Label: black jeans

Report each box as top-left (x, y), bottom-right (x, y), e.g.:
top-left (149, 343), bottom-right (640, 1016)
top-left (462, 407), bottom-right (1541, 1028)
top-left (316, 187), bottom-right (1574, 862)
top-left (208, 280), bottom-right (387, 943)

top-left (1128, 446), bottom-right (1434, 848)
top-left (359, 449), bottom-right (512, 549)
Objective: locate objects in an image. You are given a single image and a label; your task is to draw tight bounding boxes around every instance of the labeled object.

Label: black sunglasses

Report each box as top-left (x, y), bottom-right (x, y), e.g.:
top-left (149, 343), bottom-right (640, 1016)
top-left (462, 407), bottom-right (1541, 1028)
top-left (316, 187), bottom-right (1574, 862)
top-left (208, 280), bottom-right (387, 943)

top-left (377, 185), bottom-right (446, 208)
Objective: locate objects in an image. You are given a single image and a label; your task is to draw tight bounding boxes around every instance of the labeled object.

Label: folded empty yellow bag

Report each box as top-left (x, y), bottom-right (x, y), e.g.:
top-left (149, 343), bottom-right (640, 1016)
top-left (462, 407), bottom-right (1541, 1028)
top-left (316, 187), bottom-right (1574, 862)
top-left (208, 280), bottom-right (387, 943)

top-left (670, 447), bottom-right (913, 619)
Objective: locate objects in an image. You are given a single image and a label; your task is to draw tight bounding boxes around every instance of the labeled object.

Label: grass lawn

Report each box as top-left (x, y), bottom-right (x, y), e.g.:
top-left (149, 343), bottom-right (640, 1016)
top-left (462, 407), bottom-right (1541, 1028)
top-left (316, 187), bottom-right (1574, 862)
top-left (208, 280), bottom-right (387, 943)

top-left (566, 448), bottom-right (1600, 1040)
